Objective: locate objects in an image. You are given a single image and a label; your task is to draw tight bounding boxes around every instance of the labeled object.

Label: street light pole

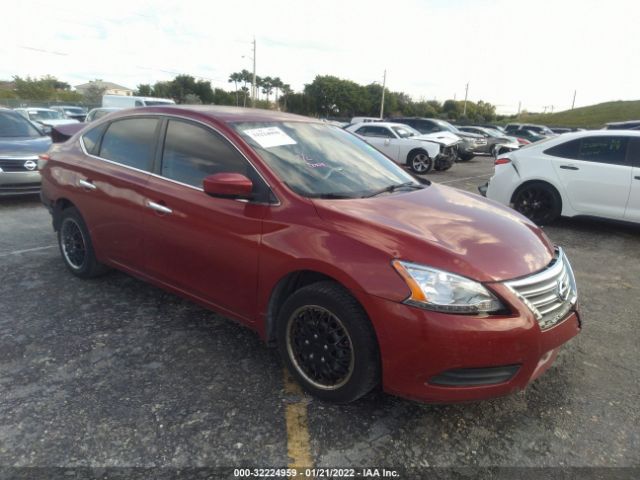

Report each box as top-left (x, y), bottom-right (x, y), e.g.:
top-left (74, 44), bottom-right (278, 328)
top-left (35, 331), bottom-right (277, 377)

top-left (463, 81), bottom-right (469, 116)
top-left (252, 37), bottom-right (257, 108)
top-left (379, 69), bottom-right (386, 119)
top-left (571, 90), bottom-right (576, 110)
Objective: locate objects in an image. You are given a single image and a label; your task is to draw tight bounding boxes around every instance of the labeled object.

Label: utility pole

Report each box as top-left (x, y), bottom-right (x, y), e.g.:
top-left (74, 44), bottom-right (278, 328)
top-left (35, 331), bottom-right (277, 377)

top-left (463, 82), bottom-right (469, 116)
top-left (517, 101), bottom-right (521, 119)
top-left (379, 69), bottom-right (386, 119)
top-left (571, 90), bottom-right (576, 110)
top-left (251, 36), bottom-right (257, 108)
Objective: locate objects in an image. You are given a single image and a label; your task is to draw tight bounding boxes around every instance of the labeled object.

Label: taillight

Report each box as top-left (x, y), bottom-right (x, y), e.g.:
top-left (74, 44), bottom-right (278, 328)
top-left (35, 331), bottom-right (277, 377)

top-left (495, 157), bottom-right (511, 165)
top-left (517, 138), bottom-right (530, 145)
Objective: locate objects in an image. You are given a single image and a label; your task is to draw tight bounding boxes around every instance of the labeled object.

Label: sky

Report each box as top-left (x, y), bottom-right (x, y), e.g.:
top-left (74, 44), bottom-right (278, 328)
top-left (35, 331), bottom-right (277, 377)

top-left (1, 0), bottom-right (638, 114)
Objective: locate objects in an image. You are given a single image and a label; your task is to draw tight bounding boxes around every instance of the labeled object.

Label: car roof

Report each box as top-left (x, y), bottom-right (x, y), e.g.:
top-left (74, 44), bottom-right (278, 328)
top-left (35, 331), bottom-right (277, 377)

top-left (107, 105), bottom-right (315, 124)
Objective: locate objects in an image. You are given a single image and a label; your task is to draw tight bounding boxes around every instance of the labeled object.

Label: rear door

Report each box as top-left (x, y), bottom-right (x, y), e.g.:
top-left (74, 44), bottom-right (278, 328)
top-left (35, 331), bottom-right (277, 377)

top-left (138, 118), bottom-right (269, 322)
top-left (624, 137), bottom-right (640, 222)
top-left (74, 117), bottom-right (160, 270)
top-left (546, 135), bottom-right (632, 219)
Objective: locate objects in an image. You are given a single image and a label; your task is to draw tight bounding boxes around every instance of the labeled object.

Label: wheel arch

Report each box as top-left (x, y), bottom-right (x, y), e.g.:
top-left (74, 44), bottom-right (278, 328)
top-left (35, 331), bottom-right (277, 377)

top-left (405, 147), bottom-right (430, 166)
top-left (52, 197), bottom-right (77, 231)
top-left (264, 269), bottom-right (376, 348)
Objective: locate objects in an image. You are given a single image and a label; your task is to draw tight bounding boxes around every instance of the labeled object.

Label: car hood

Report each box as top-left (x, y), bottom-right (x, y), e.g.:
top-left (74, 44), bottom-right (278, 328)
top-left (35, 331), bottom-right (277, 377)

top-left (413, 132), bottom-right (460, 146)
top-left (313, 184), bottom-right (554, 282)
top-left (36, 119), bottom-right (79, 126)
top-left (0, 136), bottom-right (52, 156)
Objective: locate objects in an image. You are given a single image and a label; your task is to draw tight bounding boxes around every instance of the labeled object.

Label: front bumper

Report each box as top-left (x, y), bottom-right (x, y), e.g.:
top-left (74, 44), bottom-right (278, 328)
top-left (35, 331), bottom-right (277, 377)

top-left (0, 171), bottom-right (41, 196)
top-left (363, 285), bottom-right (580, 403)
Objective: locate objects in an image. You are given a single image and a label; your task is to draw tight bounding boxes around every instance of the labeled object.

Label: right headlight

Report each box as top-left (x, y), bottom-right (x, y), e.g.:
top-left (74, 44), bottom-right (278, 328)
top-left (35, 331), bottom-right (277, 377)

top-left (392, 260), bottom-right (505, 314)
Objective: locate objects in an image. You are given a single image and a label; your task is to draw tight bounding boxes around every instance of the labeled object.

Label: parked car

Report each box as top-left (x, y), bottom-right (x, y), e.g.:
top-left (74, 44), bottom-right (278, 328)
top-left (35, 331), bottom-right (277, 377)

top-left (481, 130), bottom-right (640, 224)
top-left (550, 127), bottom-right (572, 134)
top-left (458, 126), bottom-right (521, 156)
top-left (0, 108), bottom-right (51, 196)
top-left (350, 117), bottom-right (380, 125)
top-left (102, 95), bottom-right (175, 108)
top-left (510, 129), bottom-right (547, 144)
top-left (50, 106), bottom-right (87, 122)
top-left (85, 107), bottom-right (122, 123)
top-left (389, 117), bottom-right (487, 161)
top-left (604, 120), bottom-right (640, 130)
top-left (505, 123), bottom-right (555, 137)
top-left (346, 122), bottom-right (458, 173)
top-left (40, 106), bottom-right (581, 404)
top-left (479, 124), bottom-right (506, 133)
top-left (14, 107), bottom-right (79, 134)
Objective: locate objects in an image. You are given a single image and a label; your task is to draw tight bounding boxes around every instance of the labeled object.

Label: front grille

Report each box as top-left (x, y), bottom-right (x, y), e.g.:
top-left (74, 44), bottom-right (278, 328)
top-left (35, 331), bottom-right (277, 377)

top-left (505, 247), bottom-right (578, 330)
top-left (0, 156), bottom-right (39, 172)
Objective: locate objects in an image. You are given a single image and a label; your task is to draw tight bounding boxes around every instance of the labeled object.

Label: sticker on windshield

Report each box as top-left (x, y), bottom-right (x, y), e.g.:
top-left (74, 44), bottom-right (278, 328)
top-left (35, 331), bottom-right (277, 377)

top-left (243, 127), bottom-right (297, 149)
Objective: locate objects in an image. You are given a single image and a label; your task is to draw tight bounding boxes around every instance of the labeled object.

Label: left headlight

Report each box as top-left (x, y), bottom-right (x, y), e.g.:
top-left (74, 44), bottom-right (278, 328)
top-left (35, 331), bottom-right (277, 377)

top-left (392, 260), bottom-right (505, 314)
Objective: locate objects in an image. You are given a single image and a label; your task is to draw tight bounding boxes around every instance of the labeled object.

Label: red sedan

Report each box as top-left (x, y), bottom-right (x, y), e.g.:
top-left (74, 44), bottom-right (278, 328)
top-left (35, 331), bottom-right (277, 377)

top-left (39, 106), bottom-right (580, 403)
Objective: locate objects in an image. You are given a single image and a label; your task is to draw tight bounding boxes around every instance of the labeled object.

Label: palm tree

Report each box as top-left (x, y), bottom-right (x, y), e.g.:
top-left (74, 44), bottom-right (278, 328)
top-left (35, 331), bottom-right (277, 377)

top-left (261, 76), bottom-right (274, 104)
top-left (240, 86), bottom-right (250, 107)
top-left (228, 72), bottom-right (241, 106)
top-left (239, 70), bottom-right (252, 106)
top-left (254, 75), bottom-right (263, 101)
top-left (281, 83), bottom-right (292, 111)
top-left (272, 77), bottom-right (283, 110)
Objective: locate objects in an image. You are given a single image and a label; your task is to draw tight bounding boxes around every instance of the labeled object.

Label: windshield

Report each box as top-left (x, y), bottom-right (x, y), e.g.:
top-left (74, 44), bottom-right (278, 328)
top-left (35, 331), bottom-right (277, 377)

top-left (232, 122), bottom-right (419, 198)
top-left (0, 111), bottom-right (43, 137)
top-left (29, 110), bottom-right (63, 121)
top-left (484, 128), bottom-right (505, 137)
top-left (64, 107), bottom-right (85, 114)
top-left (391, 125), bottom-right (420, 138)
top-left (434, 119), bottom-right (460, 133)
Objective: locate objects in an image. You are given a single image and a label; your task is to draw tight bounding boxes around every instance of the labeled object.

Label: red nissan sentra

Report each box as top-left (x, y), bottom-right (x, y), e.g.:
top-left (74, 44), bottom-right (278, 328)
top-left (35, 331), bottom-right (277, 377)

top-left (39, 106), bottom-right (580, 403)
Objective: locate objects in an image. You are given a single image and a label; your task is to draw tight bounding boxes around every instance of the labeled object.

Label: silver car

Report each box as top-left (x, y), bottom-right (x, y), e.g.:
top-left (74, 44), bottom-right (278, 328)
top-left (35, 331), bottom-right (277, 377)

top-left (0, 109), bottom-right (52, 196)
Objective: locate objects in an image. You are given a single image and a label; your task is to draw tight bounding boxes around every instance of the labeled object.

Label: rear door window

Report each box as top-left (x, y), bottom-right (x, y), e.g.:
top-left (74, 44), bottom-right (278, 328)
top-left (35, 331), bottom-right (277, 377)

top-left (627, 138), bottom-right (640, 168)
top-left (578, 136), bottom-right (629, 166)
top-left (99, 118), bottom-right (159, 171)
top-left (544, 139), bottom-right (581, 159)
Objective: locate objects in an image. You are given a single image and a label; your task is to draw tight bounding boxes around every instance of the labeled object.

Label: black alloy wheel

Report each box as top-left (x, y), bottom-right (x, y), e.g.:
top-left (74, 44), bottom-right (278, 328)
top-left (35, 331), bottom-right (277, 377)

top-left (512, 183), bottom-right (561, 224)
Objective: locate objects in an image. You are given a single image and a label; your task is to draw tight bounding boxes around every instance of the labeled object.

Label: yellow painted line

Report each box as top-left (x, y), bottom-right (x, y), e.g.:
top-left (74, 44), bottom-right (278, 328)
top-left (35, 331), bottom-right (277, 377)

top-left (283, 369), bottom-right (313, 470)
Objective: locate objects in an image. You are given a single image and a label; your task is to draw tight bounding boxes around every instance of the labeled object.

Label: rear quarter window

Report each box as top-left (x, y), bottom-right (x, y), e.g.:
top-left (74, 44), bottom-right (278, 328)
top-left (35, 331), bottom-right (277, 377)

top-left (81, 123), bottom-right (108, 155)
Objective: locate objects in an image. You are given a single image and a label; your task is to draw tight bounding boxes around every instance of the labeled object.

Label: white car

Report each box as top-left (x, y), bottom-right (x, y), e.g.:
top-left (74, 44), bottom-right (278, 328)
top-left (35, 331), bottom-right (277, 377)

top-left (483, 130), bottom-right (640, 224)
top-left (14, 108), bottom-right (79, 134)
top-left (346, 122), bottom-right (459, 173)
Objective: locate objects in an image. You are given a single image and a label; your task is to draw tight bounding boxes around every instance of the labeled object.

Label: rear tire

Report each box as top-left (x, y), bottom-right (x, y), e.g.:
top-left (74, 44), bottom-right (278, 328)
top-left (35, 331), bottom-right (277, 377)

top-left (511, 182), bottom-right (562, 225)
top-left (57, 207), bottom-right (109, 278)
top-left (276, 281), bottom-right (380, 403)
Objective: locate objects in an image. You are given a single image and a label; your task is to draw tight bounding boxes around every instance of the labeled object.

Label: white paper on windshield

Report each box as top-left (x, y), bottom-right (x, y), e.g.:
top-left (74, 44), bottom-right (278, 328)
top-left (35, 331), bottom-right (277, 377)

top-left (243, 127), bottom-right (297, 148)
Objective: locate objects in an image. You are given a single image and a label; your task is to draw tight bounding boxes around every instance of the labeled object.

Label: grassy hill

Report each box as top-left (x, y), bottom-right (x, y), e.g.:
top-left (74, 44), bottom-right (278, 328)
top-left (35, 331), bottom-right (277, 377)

top-left (515, 100), bottom-right (640, 129)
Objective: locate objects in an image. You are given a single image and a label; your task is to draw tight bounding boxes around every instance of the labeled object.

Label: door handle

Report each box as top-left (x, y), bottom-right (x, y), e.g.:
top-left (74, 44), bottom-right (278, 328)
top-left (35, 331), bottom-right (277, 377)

top-left (146, 200), bottom-right (173, 215)
top-left (78, 179), bottom-right (97, 190)
top-left (560, 165), bottom-right (579, 170)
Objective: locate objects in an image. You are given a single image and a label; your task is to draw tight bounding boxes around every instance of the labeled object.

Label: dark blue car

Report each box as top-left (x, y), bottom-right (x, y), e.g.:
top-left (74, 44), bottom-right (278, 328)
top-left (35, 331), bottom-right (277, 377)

top-left (0, 108), bottom-right (51, 196)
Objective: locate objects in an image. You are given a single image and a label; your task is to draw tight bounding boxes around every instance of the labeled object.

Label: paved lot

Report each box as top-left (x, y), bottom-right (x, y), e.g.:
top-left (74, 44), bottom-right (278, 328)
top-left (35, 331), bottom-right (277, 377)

top-left (1, 156), bottom-right (639, 474)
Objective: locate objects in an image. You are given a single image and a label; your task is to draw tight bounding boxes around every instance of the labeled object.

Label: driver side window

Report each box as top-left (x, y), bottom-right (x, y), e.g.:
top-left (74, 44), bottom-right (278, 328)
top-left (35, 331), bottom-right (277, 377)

top-left (161, 120), bottom-right (249, 188)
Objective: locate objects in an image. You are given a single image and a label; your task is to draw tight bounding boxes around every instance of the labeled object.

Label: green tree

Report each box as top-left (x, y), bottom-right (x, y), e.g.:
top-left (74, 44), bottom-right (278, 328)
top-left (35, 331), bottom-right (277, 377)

top-left (228, 72), bottom-right (242, 106)
top-left (135, 84), bottom-right (153, 96)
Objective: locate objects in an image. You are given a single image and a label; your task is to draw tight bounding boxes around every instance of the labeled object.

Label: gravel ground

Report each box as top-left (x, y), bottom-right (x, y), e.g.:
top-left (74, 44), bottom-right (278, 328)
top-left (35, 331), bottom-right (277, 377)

top-left (0, 156), bottom-right (638, 477)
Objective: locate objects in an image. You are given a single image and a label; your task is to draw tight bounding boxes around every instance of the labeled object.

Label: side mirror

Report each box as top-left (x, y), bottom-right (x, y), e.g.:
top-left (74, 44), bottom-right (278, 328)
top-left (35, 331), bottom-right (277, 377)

top-left (203, 173), bottom-right (253, 199)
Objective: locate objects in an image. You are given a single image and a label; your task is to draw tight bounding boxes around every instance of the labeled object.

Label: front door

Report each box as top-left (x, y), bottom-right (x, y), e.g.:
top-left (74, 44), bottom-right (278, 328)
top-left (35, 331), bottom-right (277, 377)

top-left (624, 137), bottom-right (640, 222)
top-left (139, 118), bottom-right (269, 322)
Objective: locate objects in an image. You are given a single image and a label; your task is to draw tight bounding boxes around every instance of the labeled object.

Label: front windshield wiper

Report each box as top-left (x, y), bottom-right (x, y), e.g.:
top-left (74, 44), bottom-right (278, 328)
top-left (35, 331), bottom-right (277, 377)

top-left (311, 193), bottom-right (359, 199)
top-left (363, 181), bottom-right (424, 198)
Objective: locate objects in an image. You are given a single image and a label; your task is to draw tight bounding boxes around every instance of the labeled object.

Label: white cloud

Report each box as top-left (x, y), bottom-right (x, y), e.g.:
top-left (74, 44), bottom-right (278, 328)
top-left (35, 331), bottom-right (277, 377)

top-left (1, 0), bottom-right (638, 113)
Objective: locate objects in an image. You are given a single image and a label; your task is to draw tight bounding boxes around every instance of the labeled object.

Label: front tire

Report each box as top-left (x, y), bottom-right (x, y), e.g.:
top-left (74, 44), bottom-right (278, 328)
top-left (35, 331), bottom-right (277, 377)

top-left (511, 182), bottom-right (562, 225)
top-left (276, 281), bottom-right (380, 403)
top-left (408, 150), bottom-right (433, 174)
top-left (58, 207), bottom-right (109, 278)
